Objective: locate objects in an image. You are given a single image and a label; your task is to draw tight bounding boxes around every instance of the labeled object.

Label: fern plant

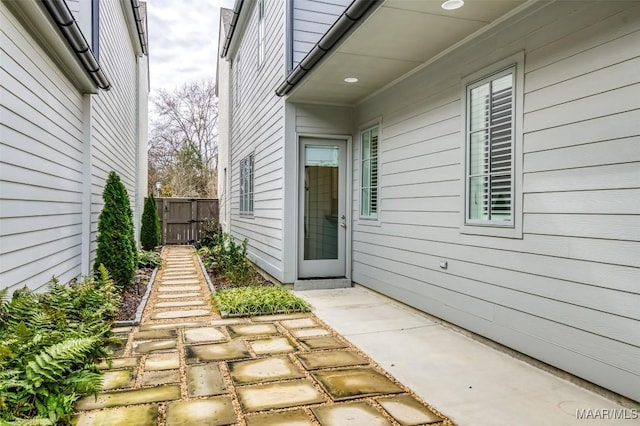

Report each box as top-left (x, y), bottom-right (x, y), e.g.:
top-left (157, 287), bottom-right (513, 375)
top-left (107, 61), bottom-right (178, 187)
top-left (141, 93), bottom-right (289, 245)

top-left (0, 267), bottom-right (118, 424)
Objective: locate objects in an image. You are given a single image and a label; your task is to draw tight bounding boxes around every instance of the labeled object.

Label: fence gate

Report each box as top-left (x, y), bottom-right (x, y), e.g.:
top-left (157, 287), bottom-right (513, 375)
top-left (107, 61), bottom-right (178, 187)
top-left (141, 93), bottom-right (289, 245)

top-left (155, 198), bottom-right (219, 245)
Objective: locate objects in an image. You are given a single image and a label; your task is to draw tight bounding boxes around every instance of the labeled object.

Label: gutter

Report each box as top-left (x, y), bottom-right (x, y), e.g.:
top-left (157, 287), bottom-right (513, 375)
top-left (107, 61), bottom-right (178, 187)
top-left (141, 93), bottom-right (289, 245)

top-left (41, 0), bottom-right (111, 90)
top-left (275, 0), bottom-right (380, 97)
top-left (131, 0), bottom-right (148, 56)
top-left (220, 0), bottom-right (244, 58)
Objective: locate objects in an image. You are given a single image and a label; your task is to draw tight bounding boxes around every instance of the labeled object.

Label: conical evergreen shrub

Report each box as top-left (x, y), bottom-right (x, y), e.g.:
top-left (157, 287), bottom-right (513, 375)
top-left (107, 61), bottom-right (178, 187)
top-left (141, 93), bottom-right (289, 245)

top-left (140, 194), bottom-right (161, 250)
top-left (94, 171), bottom-right (136, 289)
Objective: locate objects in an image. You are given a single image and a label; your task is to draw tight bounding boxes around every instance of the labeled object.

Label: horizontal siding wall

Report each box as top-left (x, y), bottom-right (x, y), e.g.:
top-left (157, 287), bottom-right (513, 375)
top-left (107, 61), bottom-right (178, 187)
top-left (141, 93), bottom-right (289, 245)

top-left (89, 0), bottom-right (139, 264)
top-left (230, 0), bottom-right (286, 280)
top-left (0, 3), bottom-right (84, 292)
top-left (291, 0), bottom-right (350, 69)
top-left (353, 1), bottom-right (640, 400)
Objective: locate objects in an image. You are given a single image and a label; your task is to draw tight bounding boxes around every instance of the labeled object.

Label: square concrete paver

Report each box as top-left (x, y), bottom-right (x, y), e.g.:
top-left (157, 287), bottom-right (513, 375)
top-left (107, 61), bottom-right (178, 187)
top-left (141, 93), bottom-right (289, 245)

top-left (166, 397), bottom-right (236, 426)
top-left (186, 340), bottom-right (251, 363)
top-left (187, 363), bottom-right (227, 397)
top-left (298, 336), bottom-right (347, 350)
top-left (229, 356), bottom-right (305, 384)
top-left (184, 327), bottom-right (226, 344)
top-left (296, 350), bottom-right (368, 370)
top-left (280, 318), bottom-right (318, 329)
top-left (145, 353), bottom-right (180, 371)
top-left (71, 404), bottom-right (157, 426)
top-left (376, 394), bottom-right (442, 425)
top-left (133, 339), bottom-right (177, 354)
top-left (139, 321), bottom-right (206, 330)
top-left (313, 402), bottom-right (392, 426)
top-left (228, 323), bottom-right (279, 337)
top-left (249, 337), bottom-right (297, 355)
top-left (236, 380), bottom-right (325, 412)
top-left (312, 368), bottom-right (403, 401)
top-left (76, 386), bottom-right (181, 410)
top-left (245, 409), bottom-right (315, 426)
top-left (133, 329), bottom-right (177, 340)
top-left (151, 309), bottom-right (210, 320)
top-left (101, 369), bottom-right (136, 390)
top-left (290, 328), bottom-right (331, 338)
top-left (142, 369), bottom-right (180, 386)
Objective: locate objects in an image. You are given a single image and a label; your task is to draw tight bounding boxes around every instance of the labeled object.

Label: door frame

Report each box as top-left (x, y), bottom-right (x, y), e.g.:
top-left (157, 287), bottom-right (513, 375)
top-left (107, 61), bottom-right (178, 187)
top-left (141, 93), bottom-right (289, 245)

top-left (295, 133), bottom-right (352, 280)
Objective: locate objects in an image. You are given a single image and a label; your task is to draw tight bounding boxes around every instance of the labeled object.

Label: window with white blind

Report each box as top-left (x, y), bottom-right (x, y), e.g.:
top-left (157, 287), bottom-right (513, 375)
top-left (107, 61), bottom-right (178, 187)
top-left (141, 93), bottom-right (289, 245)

top-left (466, 67), bottom-right (515, 226)
top-left (257, 0), bottom-right (265, 67)
top-left (360, 126), bottom-right (379, 218)
top-left (239, 153), bottom-right (253, 215)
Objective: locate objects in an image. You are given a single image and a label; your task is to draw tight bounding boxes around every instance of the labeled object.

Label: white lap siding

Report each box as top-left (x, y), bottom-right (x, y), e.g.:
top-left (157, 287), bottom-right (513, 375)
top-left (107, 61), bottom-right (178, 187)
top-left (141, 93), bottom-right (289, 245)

top-left (0, 3), bottom-right (84, 292)
top-left (353, 1), bottom-right (640, 400)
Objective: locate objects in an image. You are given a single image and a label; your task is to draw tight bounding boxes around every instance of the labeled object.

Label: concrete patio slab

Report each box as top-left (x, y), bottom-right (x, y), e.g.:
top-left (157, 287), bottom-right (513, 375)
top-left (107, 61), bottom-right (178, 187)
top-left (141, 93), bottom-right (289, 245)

top-left (187, 363), bottom-right (227, 397)
top-left (71, 404), bottom-right (157, 426)
top-left (296, 350), bottom-right (368, 370)
top-left (75, 385), bottom-right (181, 410)
top-left (249, 336), bottom-right (297, 354)
top-left (165, 397), bottom-right (236, 426)
top-left (245, 409), bottom-right (314, 426)
top-left (290, 327), bottom-right (331, 338)
top-left (312, 402), bottom-right (392, 426)
top-left (236, 380), bottom-right (325, 412)
top-left (97, 357), bottom-right (138, 370)
top-left (280, 317), bottom-right (318, 329)
top-left (186, 340), bottom-right (251, 363)
top-left (377, 394), bottom-right (442, 425)
top-left (145, 353), bottom-right (180, 371)
top-left (183, 327), bottom-right (226, 343)
top-left (229, 356), bottom-right (305, 384)
top-left (312, 368), bottom-right (403, 401)
top-left (142, 369), bottom-right (179, 386)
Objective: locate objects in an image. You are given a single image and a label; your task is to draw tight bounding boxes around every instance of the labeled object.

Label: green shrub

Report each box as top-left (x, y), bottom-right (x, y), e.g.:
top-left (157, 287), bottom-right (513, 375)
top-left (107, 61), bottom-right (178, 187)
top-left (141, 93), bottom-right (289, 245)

top-left (138, 249), bottom-right (163, 269)
top-left (197, 232), bottom-right (252, 286)
top-left (140, 194), bottom-right (161, 250)
top-left (0, 267), bottom-right (120, 424)
top-left (211, 286), bottom-right (311, 316)
top-left (94, 171), bottom-right (137, 289)
top-left (196, 220), bottom-right (221, 249)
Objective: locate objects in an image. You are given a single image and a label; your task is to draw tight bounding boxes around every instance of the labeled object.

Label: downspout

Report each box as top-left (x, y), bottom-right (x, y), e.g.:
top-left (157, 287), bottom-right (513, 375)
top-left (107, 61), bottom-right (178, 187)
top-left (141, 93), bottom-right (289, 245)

top-left (220, 0), bottom-right (244, 58)
top-left (275, 0), bottom-right (380, 97)
top-left (41, 0), bottom-right (111, 90)
top-left (131, 0), bottom-right (148, 56)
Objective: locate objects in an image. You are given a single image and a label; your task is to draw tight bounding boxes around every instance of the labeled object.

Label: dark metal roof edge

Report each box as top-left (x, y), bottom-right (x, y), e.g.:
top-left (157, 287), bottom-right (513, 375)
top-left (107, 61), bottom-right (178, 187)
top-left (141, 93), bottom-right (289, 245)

top-left (220, 0), bottom-right (244, 58)
top-left (131, 0), bottom-right (149, 56)
top-left (275, 0), bottom-right (381, 97)
top-left (41, 0), bottom-right (111, 90)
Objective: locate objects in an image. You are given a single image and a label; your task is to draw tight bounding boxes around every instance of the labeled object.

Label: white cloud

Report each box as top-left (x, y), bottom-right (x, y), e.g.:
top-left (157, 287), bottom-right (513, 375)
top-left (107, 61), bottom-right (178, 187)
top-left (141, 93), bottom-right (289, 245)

top-left (146, 0), bottom-right (235, 97)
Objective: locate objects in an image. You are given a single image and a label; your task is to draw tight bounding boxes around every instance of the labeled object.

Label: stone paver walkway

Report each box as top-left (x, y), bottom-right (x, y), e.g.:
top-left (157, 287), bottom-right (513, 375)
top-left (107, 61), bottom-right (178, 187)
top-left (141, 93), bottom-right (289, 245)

top-left (73, 246), bottom-right (451, 426)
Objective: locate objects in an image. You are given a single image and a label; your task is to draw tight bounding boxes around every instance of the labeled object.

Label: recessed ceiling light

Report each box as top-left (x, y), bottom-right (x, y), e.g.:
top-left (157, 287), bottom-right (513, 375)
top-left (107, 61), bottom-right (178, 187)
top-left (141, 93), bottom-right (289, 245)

top-left (344, 77), bottom-right (359, 83)
top-left (441, 0), bottom-right (464, 10)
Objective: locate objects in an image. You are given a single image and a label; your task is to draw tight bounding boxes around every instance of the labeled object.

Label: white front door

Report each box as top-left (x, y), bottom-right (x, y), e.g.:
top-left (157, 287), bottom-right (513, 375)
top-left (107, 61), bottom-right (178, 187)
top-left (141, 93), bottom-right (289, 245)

top-left (298, 137), bottom-right (347, 278)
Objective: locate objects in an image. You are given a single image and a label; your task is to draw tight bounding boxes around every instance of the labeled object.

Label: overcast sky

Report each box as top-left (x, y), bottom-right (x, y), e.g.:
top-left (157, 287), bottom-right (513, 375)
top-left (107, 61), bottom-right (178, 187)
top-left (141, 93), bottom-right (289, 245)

top-left (146, 0), bottom-right (234, 99)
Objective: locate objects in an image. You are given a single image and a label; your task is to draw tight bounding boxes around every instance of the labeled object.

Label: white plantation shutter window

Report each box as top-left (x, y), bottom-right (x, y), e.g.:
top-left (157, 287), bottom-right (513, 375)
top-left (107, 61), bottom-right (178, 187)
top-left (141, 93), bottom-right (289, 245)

top-left (239, 153), bottom-right (254, 214)
top-left (361, 126), bottom-right (379, 218)
top-left (467, 67), bottom-right (514, 224)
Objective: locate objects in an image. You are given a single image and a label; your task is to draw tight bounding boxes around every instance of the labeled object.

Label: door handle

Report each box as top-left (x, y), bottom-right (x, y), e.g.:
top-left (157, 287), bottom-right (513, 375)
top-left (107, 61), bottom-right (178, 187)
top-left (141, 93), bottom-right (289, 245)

top-left (340, 222), bottom-right (346, 228)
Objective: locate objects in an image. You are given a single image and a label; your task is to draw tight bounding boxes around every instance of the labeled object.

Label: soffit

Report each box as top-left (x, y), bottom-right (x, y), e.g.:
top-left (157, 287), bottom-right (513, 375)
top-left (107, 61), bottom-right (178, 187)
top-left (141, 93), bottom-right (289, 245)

top-left (287, 0), bottom-right (526, 105)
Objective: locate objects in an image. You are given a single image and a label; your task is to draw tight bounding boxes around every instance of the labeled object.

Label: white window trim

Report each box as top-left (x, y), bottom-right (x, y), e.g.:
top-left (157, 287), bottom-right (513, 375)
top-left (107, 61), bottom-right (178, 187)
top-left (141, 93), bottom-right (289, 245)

top-left (239, 152), bottom-right (254, 216)
top-left (358, 119), bottom-right (381, 224)
top-left (460, 51), bottom-right (523, 239)
top-left (257, 0), bottom-right (265, 68)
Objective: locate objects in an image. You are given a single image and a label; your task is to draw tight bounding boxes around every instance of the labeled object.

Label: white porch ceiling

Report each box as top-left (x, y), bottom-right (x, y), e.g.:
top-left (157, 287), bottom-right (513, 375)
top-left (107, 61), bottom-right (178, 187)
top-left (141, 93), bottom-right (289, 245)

top-left (287, 0), bottom-right (526, 105)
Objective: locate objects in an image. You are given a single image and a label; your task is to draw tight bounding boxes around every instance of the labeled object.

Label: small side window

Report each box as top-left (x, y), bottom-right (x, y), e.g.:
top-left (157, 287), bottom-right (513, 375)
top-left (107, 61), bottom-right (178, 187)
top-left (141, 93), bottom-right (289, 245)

top-left (360, 125), bottom-right (379, 219)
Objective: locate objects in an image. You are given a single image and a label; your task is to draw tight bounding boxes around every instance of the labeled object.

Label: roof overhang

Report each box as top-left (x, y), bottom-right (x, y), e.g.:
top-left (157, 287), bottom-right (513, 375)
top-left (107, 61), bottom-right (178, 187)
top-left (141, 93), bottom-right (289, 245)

top-left (283, 0), bottom-right (534, 106)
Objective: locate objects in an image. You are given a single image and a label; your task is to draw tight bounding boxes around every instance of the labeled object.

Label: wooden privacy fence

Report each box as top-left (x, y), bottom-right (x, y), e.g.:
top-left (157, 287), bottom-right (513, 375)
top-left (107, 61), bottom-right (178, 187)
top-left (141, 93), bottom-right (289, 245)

top-left (154, 198), bottom-right (219, 245)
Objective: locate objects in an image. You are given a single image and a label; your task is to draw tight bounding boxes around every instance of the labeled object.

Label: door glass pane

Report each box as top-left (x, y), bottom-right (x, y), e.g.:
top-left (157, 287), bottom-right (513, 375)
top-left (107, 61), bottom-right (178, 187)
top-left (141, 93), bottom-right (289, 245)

top-left (304, 145), bottom-right (339, 260)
